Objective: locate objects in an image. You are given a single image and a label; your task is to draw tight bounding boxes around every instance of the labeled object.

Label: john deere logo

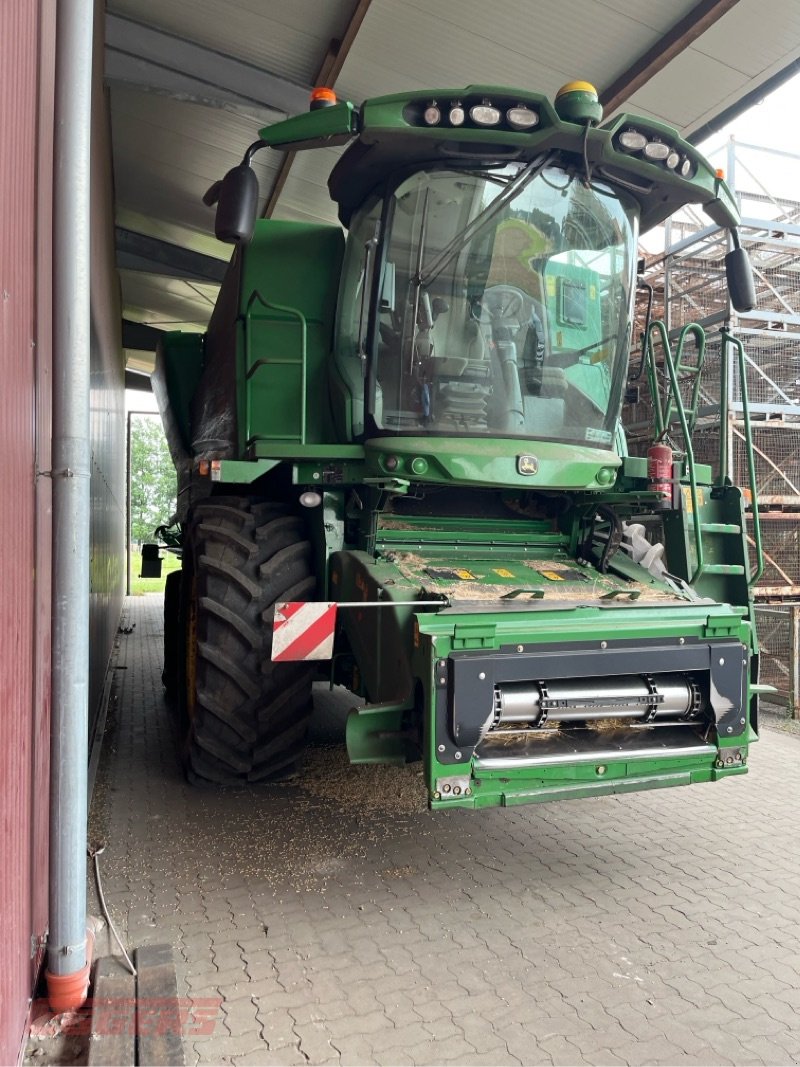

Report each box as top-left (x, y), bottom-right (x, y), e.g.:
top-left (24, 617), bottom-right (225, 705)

top-left (517, 455), bottom-right (539, 475)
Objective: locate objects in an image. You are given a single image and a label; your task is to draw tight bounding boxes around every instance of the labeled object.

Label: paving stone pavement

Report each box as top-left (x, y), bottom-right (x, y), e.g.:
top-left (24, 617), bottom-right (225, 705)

top-left (89, 596), bottom-right (800, 1067)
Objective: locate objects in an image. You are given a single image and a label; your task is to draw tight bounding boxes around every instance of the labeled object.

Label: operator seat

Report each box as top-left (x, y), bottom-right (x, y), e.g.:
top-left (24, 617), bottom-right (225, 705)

top-left (429, 295), bottom-right (486, 375)
top-left (429, 296), bottom-right (491, 430)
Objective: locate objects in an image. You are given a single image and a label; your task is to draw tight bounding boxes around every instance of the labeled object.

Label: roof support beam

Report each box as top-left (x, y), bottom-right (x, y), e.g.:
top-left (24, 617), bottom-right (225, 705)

top-left (125, 369), bottom-right (153, 392)
top-left (600, 0), bottom-right (741, 114)
top-left (116, 227), bottom-right (227, 283)
top-left (263, 0), bottom-right (373, 218)
top-left (105, 13), bottom-right (311, 118)
top-left (122, 319), bottom-right (166, 351)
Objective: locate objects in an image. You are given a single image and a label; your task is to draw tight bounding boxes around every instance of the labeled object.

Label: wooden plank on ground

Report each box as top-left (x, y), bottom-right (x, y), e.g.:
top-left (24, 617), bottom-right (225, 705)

top-left (88, 956), bottom-right (136, 1066)
top-left (135, 943), bottom-right (185, 1066)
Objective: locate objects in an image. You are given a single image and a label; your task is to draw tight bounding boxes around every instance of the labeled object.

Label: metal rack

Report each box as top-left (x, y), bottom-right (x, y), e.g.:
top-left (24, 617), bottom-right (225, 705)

top-left (628, 138), bottom-right (800, 714)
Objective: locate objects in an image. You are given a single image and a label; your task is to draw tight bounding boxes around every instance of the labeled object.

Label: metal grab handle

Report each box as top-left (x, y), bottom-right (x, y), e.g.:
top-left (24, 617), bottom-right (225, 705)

top-left (243, 289), bottom-right (308, 445)
top-left (646, 320), bottom-right (705, 581)
top-left (721, 327), bottom-right (764, 587)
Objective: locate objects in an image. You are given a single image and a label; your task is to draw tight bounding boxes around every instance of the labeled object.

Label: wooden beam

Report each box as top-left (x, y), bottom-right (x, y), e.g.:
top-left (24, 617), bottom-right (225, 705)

top-left (263, 0), bottom-right (373, 218)
top-left (600, 0), bottom-right (741, 114)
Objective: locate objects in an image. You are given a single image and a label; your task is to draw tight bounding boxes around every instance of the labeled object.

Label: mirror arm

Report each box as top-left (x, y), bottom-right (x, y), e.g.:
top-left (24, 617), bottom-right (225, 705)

top-left (243, 139), bottom-right (269, 165)
top-left (203, 141), bottom-right (267, 208)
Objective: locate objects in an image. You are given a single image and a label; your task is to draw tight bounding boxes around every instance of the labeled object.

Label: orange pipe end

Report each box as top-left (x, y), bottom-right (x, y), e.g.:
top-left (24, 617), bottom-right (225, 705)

top-left (45, 927), bottom-right (95, 1013)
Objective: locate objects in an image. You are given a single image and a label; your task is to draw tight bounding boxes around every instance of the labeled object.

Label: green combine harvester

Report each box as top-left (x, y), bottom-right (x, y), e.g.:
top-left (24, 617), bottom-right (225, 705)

top-left (152, 79), bottom-right (766, 808)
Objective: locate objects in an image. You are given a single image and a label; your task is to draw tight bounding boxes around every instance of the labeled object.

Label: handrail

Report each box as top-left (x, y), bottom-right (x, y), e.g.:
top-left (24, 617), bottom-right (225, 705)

top-left (646, 320), bottom-right (706, 436)
top-left (646, 321), bottom-right (705, 582)
top-left (646, 318), bottom-right (764, 590)
top-left (243, 289), bottom-right (308, 446)
top-left (644, 320), bottom-right (667, 439)
top-left (721, 327), bottom-right (764, 587)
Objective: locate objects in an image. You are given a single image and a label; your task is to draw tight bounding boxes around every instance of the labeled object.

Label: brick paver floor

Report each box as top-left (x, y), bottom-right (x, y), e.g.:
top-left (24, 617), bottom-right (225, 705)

top-left (89, 595), bottom-right (800, 1066)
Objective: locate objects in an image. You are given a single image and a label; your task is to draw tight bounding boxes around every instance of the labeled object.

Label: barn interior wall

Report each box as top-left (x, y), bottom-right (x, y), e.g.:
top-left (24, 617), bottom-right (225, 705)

top-left (30, 0), bottom-right (57, 1012)
top-left (0, 1), bottom-right (52, 1061)
top-left (88, 1), bottom-right (125, 726)
top-left (0, 1), bottom-right (124, 1060)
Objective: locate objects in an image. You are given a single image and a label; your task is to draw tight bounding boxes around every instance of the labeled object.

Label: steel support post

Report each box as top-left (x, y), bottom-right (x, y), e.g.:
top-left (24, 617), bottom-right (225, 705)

top-left (48, 0), bottom-right (94, 984)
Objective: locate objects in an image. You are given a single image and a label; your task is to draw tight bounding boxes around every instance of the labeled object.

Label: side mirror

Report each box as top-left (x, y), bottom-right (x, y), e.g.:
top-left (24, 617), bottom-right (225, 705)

top-left (205, 163), bottom-right (259, 244)
top-left (725, 245), bottom-right (756, 313)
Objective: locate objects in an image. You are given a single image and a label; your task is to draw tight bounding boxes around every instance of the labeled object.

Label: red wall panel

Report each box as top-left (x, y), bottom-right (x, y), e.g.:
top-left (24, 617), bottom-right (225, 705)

top-left (32, 0), bottom-right (57, 991)
top-left (0, 0), bottom-right (124, 1056)
top-left (0, 1), bottom-right (54, 1062)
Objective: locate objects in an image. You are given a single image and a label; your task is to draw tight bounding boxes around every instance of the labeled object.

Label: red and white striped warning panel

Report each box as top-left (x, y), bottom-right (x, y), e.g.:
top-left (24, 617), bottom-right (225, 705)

top-left (272, 601), bottom-right (338, 662)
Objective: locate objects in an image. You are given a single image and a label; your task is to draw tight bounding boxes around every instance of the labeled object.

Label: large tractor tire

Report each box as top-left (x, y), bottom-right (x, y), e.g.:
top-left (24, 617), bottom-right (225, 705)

top-left (162, 568), bottom-right (182, 703)
top-left (178, 497), bottom-right (316, 785)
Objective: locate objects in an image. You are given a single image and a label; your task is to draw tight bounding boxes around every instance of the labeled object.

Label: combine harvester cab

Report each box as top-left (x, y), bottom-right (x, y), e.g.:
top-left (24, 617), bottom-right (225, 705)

top-left (153, 80), bottom-right (769, 807)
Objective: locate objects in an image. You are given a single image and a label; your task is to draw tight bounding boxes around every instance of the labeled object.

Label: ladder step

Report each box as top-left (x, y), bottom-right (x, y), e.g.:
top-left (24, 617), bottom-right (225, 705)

top-left (701, 564), bottom-right (745, 575)
top-left (700, 523), bottom-right (742, 535)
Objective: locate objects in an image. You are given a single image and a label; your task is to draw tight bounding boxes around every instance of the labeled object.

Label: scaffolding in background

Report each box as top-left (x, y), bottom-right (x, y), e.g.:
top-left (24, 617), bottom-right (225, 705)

top-left (629, 138), bottom-right (800, 714)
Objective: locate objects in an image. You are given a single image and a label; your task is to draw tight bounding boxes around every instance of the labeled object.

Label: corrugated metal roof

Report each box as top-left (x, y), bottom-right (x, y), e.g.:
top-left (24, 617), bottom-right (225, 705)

top-left (105, 0), bottom-right (800, 343)
top-left (627, 0), bottom-right (800, 129)
top-left (336, 0), bottom-right (671, 103)
top-left (109, 0), bottom-right (349, 84)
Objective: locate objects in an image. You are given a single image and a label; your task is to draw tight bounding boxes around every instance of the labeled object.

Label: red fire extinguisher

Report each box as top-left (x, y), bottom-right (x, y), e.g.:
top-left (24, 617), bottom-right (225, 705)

top-left (647, 442), bottom-right (673, 509)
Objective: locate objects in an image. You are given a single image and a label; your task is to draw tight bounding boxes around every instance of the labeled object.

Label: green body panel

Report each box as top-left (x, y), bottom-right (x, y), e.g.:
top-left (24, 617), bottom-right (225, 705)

top-left (258, 100), bottom-right (358, 150)
top-left (365, 437), bottom-right (620, 490)
top-left (412, 598), bottom-right (752, 809)
top-left (620, 454), bottom-right (714, 487)
top-left (238, 220), bottom-right (344, 450)
top-left (155, 332), bottom-right (205, 455)
top-left (215, 448), bottom-right (366, 484)
top-left (346, 87), bottom-right (740, 232)
top-left (664, 485), bottom-right (752, 604)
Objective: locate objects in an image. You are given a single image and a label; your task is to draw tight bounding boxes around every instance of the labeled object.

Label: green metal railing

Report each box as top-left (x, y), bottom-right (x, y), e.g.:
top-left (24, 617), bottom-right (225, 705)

top-left (243, 289), bottom-right (308, 446)
top-left (720, 326), bottom-right (764, 586)
top-left (647, 321), bottom-right (705, 582)
top-left (646, 321), bottom-right (706, 441)
top-left (645, 320), bottom-right (763, 587)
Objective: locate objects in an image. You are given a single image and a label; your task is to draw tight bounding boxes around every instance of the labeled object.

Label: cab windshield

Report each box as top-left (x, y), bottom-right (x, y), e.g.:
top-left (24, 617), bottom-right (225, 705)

top-left (366, 162), bottom-right (638, 446)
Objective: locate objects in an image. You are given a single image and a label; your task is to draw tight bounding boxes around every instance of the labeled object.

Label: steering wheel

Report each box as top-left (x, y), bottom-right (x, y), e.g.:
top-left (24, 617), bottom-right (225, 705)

top-left (477, 284), bottom-right (527, 325)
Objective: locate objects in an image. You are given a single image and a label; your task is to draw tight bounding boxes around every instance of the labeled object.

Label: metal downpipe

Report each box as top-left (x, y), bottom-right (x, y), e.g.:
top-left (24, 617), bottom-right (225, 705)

top-left (46, 0), bottom-right (95, 1007)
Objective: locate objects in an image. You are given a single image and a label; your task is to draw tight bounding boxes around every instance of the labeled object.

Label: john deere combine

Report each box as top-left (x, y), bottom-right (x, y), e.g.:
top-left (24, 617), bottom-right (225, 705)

top-left (153, 80), bottom-right (766, 808)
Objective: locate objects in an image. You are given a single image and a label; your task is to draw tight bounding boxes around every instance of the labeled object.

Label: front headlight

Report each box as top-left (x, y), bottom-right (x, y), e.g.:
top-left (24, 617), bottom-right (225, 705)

top-left (506, 106), bottom-right (539, 130)
top-left (470, 103), bottom-right (501, 126)
top-left (618, 129), bottom-right (648, 152)
top-left (643, 140), bottom-right (671, 161)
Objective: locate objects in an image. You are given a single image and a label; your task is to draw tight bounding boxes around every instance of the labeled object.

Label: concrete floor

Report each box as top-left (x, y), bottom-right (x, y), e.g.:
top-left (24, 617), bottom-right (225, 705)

top-left (89, 595), bottom-right (800, 1066)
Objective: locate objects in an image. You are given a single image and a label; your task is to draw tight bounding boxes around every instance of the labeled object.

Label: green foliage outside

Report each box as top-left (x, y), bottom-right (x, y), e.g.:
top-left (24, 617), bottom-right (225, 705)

top-left (130, 414), bottom-right (176, 546)
top-left (129, 414), bottom-right (179, 594)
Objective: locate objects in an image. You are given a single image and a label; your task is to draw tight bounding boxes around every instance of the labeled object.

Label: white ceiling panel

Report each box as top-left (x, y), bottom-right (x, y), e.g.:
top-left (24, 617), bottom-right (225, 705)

top-left (105, 0), bottom-right (800, 334)
top-left (337, 0), bottom-right (666, 103)
top-left (627, 0), bottom-right (800, 133)
top-left (624, 48), bottom-right (752, 127)
top-left (120, 270), bottom-right (220, 331)
top-left (107, 0), bottom-right (352, 83)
